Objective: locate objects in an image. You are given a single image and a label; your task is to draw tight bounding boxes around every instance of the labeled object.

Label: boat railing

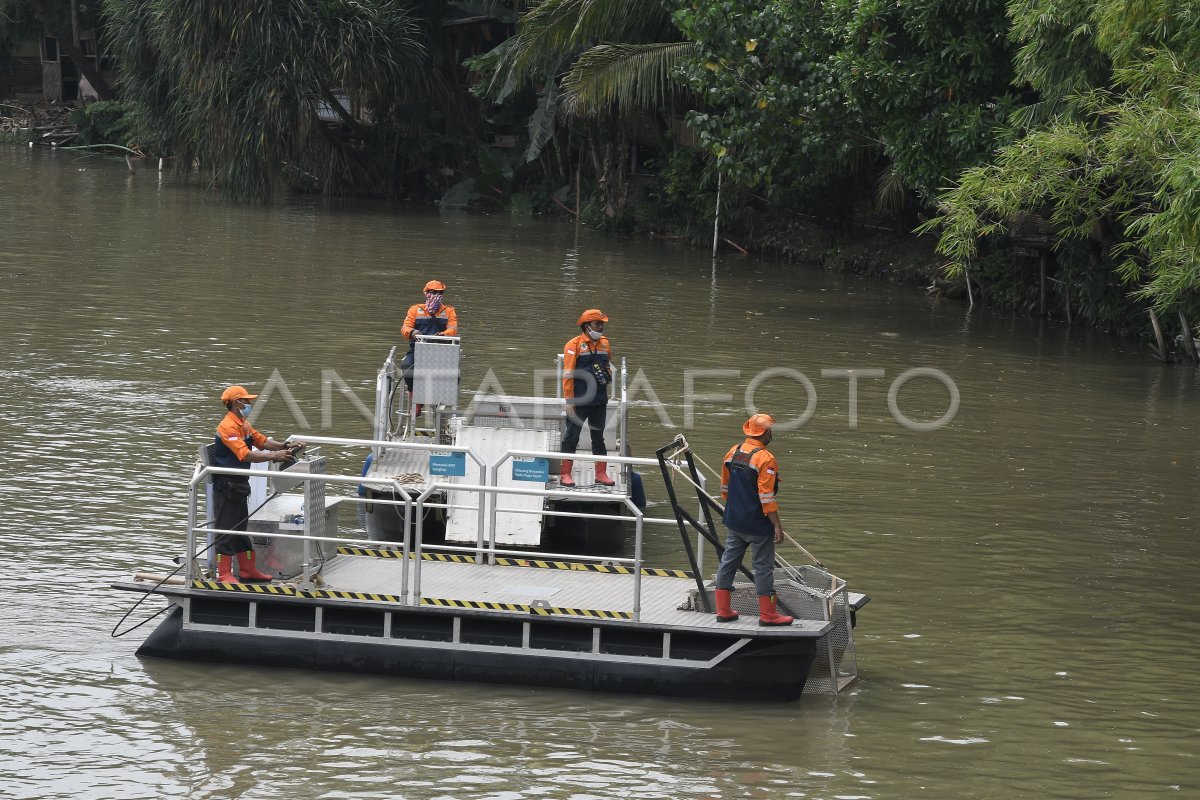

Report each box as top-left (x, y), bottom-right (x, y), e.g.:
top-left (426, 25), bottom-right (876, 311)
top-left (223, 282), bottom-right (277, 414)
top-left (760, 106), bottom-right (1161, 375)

top-left (187, 464), bottom-right (416, 590)
top-left (373, 346), bottom-right (399, 441)
top-left (184, 438), bottom-right (689, 620)
top-left (412, 482), bottom-right (650, 619)
top-left (185, 463), bottom-right (656, 619)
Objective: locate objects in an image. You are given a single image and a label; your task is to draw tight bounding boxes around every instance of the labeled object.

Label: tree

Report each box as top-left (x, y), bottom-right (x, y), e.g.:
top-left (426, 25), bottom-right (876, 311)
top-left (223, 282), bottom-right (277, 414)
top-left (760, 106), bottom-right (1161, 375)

top-left (833, 0), bottom-right (1019, 199)
top-left (104, 0), bottom-right (430, 201)
top-left (473, 0), bottom-right (695, 220)
top-left (920, 0), bottom-right (1200, 311)
top-left (674, 0), bottom-right (857, 200)
top-left (675, 0), bottom-right (1018, 214)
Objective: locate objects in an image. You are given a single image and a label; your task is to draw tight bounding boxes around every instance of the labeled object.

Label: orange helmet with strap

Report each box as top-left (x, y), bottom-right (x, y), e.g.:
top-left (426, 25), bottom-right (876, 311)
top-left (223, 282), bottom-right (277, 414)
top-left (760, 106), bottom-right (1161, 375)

top-left (220, 385), bottom-right (258, 404)
top-left (742, 413), bottom-right (775, 437)
top-left (577, 308), bottom-right (609, 326)
top-left (423, 280), bottom-right (446, 292)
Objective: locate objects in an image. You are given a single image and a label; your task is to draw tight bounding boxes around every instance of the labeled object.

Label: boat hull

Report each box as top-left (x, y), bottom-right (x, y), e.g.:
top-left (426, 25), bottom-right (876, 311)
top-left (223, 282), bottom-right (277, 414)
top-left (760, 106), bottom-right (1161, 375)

top-left (137, 601), bottom-right (818, 702)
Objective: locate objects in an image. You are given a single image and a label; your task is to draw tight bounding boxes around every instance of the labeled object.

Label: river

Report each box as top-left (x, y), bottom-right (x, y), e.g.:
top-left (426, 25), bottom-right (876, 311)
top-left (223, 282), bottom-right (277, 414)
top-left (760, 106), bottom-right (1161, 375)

top-left (1, 147), bottom-right (1197, 799)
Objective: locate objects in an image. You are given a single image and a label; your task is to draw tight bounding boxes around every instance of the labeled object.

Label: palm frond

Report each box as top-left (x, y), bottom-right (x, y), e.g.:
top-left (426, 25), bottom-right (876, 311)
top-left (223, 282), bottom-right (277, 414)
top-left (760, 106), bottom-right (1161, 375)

top-left (495, 0), bottom-right (677, 98)
top-left (561, 41), bottom-right (698, 118)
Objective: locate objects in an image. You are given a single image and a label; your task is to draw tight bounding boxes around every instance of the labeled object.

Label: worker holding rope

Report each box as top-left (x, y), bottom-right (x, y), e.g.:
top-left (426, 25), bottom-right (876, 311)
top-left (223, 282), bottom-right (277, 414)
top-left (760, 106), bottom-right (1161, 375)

top-left (712, 413), bottom-right (794, 626)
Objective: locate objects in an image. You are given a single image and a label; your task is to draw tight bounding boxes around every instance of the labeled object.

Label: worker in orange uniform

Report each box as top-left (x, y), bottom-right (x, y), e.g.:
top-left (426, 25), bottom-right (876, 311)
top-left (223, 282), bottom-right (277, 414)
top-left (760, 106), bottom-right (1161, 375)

top-left (210, 385), bottom-right (299, 583)
top-left (560, 309), bottom-right (615, 487)
top-left (712, 413), bottom-right (794, 626)
top-left (401, 279), bottom-right (458, 415)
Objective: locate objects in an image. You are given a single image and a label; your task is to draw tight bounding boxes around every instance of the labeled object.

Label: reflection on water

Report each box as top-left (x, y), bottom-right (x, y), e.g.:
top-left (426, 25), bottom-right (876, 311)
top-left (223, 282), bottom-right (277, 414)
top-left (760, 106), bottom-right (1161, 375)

top-left (2, 147), bottom-right (1199, 798)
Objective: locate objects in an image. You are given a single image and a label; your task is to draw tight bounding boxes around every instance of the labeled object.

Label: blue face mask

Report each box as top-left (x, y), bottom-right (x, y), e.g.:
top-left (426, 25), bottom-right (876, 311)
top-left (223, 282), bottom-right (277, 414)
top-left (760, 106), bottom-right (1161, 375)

top-left (239, 403), bottom-right (252, 416)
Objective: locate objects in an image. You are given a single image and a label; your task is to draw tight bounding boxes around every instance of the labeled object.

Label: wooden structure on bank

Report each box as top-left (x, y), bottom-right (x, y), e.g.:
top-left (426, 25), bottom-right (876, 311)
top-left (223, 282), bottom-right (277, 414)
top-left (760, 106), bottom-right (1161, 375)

top-left (1009, 212), bottom-right (1060, 320)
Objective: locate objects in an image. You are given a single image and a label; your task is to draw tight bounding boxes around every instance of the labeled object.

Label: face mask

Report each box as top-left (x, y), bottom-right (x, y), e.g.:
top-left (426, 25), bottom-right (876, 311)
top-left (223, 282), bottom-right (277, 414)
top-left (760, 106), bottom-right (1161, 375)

top-left (587, 329), bottom-right (603, 341)
top-left (239, 403), bottom-right (252, 416)
top-left (425, 292), bottom-right (443, 312)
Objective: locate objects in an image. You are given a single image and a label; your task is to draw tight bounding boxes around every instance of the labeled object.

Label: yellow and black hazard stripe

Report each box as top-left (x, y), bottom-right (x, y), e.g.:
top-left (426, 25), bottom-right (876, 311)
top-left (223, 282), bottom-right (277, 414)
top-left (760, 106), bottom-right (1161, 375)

top-left (336, 546), bottom-right (691, 579)
top-left (191, 580), bottom-right (299, 595)
top-left (494, 557), bottom-right (691, 579)
top-left (336, 546), bottom-right (476, 565)
top-left (421, 597), bottom-right (632, 620)
top-left (528, 605), bottom-right (632, 620)
top-left (302, 588), bottom-right (402, 603)
top-left (420, 597), bottom-right (529, 613)
top-left (190, 581), bottom-right (631, 619)
top-left (192, 580), bottom-right (401, 604)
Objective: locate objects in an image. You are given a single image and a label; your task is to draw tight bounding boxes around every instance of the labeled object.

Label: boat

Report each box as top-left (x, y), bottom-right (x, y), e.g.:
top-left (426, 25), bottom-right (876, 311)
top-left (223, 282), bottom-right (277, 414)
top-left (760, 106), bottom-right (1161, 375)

top-left (112, 436), bottom-right (869, 700)
top-left (360, 338), bottom-right (639, 554)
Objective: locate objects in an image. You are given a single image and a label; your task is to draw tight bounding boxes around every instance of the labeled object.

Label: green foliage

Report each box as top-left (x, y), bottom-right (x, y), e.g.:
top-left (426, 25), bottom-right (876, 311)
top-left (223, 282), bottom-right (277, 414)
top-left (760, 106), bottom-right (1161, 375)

top-left (833, 0), bottom-right (1020, 195)
top-left (104, 0), bottom-right (436, 201)
top-left (674, 0), bottom-right (1017, 205)
top-left (674, 0), bottom-right (856, 198)
top-left (69, 100), bottom-right (136, 147)
top-left (474, 0), bottom-right (690, 163)
top-left (921, 0), bottom-right (1200, 311)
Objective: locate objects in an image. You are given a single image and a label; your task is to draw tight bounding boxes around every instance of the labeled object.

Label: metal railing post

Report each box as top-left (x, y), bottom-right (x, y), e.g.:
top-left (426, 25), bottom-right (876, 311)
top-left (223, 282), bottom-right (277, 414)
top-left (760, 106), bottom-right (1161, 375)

top-left (395, 481), bottom-right (414, 603)
top-left (628, 497), bottom-right (644, 620)
top-left (185, 478), bottom-right (199, 582)
top-left (413, 485), bottom-right (439, 605)
top-left (486, 462), bottom-right (500, 565)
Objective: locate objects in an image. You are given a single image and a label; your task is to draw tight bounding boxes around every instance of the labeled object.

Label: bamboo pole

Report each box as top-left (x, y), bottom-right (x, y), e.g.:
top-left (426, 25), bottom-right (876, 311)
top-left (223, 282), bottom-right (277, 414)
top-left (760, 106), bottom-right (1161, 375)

top-left (1149, 309), bottom-right (1168, 362)
top-left (711, 169), bottom-right (722, 257)
top-left (1178, 310), bottom-right (1198, 363)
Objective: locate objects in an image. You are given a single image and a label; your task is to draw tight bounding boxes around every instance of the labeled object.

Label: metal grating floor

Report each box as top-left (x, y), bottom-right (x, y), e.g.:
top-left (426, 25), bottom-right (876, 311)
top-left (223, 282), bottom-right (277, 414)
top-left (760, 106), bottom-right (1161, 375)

top-left (319, 553), bottom-right (830, 635)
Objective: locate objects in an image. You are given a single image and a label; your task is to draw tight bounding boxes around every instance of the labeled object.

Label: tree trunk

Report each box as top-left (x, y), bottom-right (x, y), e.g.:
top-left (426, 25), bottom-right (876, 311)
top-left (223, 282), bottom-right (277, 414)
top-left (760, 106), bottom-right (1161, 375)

top-left (29, 0), bottom-right (116, 101)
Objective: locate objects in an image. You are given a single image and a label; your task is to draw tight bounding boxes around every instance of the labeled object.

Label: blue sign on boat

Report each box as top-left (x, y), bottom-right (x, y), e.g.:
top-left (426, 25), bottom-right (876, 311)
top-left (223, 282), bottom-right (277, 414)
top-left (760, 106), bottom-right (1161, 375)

top-left (512, 457), bottom-right (549, 482)
top-left (429, 451), bottom-right (466, 477)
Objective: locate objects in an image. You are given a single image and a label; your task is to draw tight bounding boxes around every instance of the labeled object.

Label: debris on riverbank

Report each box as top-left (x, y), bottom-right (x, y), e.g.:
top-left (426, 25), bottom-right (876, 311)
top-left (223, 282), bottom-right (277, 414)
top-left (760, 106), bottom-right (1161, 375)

top-left (0, 100), bottom-right (77, 145)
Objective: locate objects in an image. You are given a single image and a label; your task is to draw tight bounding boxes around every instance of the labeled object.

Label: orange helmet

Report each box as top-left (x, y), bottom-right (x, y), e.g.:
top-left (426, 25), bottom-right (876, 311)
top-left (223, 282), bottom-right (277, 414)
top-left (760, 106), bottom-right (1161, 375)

top-left (423, 280), bottom-right (446, 292)
top-left (742, 413), bottom-right (775, 437)
top-left (577, 308), bottom-right (609, 326)
top-left (221, 385), bottom-right (258, 404)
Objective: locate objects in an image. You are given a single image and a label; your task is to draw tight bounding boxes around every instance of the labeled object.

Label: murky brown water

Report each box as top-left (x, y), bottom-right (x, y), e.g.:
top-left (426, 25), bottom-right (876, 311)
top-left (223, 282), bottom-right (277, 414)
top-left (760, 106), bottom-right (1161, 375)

top-left (2, 147), bottom-right (1198, 799)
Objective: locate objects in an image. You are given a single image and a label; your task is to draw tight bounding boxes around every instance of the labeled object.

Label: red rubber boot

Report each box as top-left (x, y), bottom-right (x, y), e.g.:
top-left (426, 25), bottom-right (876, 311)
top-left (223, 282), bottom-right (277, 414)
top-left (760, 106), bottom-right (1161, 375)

top-left (215, 554), bottom-right (239, 584)
top-left (758, 594), bottom-right (794, 626)
top-left (594, 462), bottom-right (615, 486)
top-left (715, 589), bottom-right (739, 622)
top-left (236, 551), bottom-right (273, 582)
top-left (560, 460), bottom-right (576, 487)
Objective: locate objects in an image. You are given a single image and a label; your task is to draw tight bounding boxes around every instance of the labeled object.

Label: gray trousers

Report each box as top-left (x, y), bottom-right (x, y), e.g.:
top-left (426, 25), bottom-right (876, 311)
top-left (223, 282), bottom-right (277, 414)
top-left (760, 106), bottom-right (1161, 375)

top-left (714, 527), bottom-right (776, 596)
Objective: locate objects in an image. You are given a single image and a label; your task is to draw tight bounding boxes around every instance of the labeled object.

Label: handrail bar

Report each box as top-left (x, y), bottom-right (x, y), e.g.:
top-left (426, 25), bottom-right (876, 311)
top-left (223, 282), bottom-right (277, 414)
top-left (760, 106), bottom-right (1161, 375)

top-left (192, 465), bottom-right (402, 489)
top-left (283, 434), bottom-right (480, 458)
top-left (492, 506), bottom-right (676, 525)
top-left (195, 524), bottom-right (642, 569)
top-left (413, 482), bottom-right (645, 619)
top-left (503, 449), bottom-right (660, 467)
top-left (185, 464), bottom-right (416, 585)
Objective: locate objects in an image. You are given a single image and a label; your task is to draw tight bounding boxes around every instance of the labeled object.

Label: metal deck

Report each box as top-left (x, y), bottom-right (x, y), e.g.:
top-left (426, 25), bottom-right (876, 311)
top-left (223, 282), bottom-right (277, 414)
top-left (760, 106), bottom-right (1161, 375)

top-left (315, 550), bottom-right (831, 634)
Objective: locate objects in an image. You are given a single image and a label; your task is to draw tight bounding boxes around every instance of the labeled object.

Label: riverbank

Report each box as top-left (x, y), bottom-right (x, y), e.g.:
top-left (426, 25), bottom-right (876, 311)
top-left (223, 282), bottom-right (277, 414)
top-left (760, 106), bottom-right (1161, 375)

top-left (0, 99), bottom-right (76, 145)
top-left (753, 214), bottom-right (951, 293)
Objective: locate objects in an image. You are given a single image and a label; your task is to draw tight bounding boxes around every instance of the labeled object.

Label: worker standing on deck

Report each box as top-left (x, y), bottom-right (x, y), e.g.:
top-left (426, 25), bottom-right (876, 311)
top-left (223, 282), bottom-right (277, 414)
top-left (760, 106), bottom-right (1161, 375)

top-left (712, 413), bottom-right (794, 626)
top-left (210, 385), bottom-right (298, 584)
top-left (560, 308), bottom-right (615, 487)
top-left (401, 279), bottom-right (458, 415)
